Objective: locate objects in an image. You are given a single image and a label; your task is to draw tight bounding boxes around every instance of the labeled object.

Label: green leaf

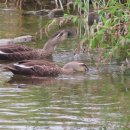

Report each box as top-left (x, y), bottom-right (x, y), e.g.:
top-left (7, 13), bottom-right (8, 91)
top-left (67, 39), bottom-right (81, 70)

top-left (90, 38), bottom-right (97, 48)
top-left (127, 49), bottom-right (130, 56)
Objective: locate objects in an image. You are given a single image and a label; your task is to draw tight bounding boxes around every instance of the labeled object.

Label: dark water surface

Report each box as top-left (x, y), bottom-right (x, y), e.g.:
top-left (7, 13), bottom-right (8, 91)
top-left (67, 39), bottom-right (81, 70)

top-left (0, 3), bottom-right (130, 130)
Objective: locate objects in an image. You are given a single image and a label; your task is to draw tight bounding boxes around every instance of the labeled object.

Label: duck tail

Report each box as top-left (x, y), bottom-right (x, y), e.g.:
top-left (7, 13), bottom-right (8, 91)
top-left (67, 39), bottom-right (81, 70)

top-left (5, 66), bottom-right (19, 74)
top-left (0, 51), bottom-right (9, 60)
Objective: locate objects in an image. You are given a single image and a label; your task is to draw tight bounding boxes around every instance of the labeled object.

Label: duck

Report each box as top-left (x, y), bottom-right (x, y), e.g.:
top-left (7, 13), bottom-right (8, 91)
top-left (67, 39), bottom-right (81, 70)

top-left (0, 30), bottom-right (68, 61)
top-left (6, 60), bottom-right (88, 77)
top-left (88, 2), bottom-right (99, 30)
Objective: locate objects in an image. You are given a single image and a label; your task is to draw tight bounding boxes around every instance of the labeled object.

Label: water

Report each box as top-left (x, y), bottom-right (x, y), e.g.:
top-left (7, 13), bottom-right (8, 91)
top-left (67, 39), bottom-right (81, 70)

top-left (0, 3), bottom-right (130, 130)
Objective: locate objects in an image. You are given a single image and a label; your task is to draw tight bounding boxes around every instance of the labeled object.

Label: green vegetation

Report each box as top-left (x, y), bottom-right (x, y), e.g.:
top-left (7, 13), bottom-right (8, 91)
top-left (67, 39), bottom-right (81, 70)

top-left (66, 0), bottom-right (130, 63)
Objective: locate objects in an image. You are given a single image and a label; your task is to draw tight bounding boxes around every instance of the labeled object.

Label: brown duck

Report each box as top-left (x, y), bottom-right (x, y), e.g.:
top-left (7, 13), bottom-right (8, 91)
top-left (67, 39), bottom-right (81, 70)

top-left (6, 60), bottom-right (88, 77)
top-left (88, 1), bottom-right (99, 30)
top-left (0, 30), bottom-right (68, 61)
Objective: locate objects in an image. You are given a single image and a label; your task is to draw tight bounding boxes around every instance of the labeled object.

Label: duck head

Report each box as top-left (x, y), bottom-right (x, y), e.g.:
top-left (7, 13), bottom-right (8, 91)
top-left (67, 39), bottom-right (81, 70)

top-left (43, 30), bottom-right (68, 53)
top-left (62, 61), bottom-right (88, 74)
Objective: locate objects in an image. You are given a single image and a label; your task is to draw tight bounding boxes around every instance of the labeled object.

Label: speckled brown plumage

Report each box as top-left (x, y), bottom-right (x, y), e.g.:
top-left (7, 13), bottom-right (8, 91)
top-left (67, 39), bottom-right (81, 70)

top-left (7, 60), bottom-right (62, 77)
top-left (0, 30), bottom-right (68, 61)
top-left (0, 44), bottom-right (33, 53)
top-left (0, 49), bottom-right (52, 61)
top-left (6, 60), bottom-right (88, 77)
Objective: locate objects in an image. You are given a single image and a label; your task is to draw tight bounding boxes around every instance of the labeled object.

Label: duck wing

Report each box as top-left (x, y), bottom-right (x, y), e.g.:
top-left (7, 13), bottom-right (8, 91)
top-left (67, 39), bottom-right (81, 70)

top-left (0, 50), bottom-right (36, 61)
top-left (32, 64), bottom-right (61, 77)
top-left (6, 60), bottom-right (62, 77)
top-left (0, 45), bottom-right (33, 53)
top-left (0, 48), bottom-right (52, 61)
top-left (0, 45), bottom-right (34, 60)
top-left (18, 60), bottom-right (57, 66)
top-left (0, 46), bottom-right (52, 61)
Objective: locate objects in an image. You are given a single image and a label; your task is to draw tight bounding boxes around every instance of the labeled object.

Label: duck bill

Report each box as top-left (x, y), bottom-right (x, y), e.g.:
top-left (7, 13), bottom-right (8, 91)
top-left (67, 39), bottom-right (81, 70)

top-left (84, 64), bottom-right (89, 71)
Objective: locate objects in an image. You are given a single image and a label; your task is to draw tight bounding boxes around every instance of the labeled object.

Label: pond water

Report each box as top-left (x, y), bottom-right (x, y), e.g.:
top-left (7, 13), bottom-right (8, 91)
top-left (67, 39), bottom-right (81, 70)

top-left (0, 3), bottom-right (130, 130)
